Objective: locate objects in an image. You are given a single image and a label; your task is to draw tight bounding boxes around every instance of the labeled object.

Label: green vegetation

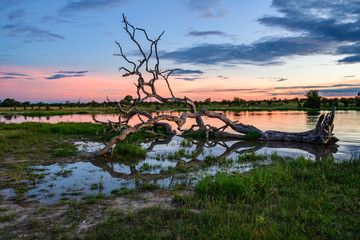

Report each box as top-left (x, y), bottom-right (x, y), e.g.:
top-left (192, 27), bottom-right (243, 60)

top-left (86, 156), bottom-right (360, 239)
top-left (1, 94), bottom-right (360, 116)
top-left (113, 143), bottom-right (147, 160)
top-left (304, 90), bottom-right (322, 108)
top-left (0, 122), bottom-right (103, 161)
top-left (241, 130), bottom-right (261, 140)
top-left (0, 115), bottom-right (359, 238)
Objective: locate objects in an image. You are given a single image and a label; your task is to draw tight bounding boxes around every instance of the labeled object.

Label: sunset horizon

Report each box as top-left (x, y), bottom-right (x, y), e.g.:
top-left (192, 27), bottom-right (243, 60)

top-left (1, 0), bottom-right (360, 102)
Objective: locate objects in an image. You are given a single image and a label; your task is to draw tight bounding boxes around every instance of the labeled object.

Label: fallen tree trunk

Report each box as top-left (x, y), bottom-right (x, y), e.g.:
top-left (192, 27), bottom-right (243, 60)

top-left (94, 107), bottom-right (337, 156)
top-left (93, 15), bottom-right (338, 157)
top-left (178, 107), bottom-right (338, 144)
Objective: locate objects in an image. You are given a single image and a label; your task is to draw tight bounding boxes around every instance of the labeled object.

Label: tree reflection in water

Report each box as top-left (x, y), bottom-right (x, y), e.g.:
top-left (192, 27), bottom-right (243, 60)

top-left (91, 136), bottom-right (338, 187)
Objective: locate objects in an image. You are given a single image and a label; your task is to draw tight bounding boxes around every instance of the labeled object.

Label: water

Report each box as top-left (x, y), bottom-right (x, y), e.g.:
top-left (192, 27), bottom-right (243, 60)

top-left (1, 110), bottom-right (359, 156)
top-left (1, 110), bottom-right (359, 203)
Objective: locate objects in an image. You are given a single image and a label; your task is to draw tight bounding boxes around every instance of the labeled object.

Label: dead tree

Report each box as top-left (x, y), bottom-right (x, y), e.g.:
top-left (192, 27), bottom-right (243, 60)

top-left (93, 15), bottom-right (338, 157)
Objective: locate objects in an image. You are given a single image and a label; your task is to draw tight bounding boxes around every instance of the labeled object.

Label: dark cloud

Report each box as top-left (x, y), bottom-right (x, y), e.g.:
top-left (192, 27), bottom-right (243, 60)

top-left (63, 0), bottom-right (128, 11)
top-left (166, 0), bottom-right (360, 65)
top-left (175, 77), bottom-right (202, 81)
top-left (269, 77), bottom-right (288, 82)
top-left (0, 76), bottom-right (16, 79)
top-left (46, 70), bottom-right (88, 80)
top-left (57, 70), bottom-right (88, 74)
top-left (163, 37), bottom-right (324, 65)
top-left (270, 92), bottom-right (304, 96)
top-left (275, 83), bottom-right (360, 90)
top-left (172, 69), bottom-right (203, 75)
top-left (41, 15), bottom-right (73, 24)
top-left (338, 55), bottom-right (360, 64)
top-left (320, 87), bottom-right (360, 96)
top-left (344, 75), bottom-right (356, 78)
top-left (187, 30), bottom-right (227, 37)
top-left (217, 75), bottom-right (229, 80)
top-left (46, 74), bottom-right (83, 80)
top-left (259, 0), bottom-right (360, 63)
top-left (2, 24), bottom-right (65, 42)
top-left (8, 9), bottom-right (26, 20)
top-left (0, 72), bottom-right (28, 77)
top-left (213, 88), bottom-right (257, 92)
top-left (182, 0), bottom-right (228, 18)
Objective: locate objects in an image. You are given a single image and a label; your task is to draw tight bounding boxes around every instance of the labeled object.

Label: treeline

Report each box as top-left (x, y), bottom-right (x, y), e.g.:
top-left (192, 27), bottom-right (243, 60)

top-left (1, 91), bottom-right (360, 110)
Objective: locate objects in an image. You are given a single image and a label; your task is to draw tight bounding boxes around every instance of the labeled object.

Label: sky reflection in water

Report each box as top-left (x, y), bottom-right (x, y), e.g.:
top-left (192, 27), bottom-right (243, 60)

top-left (1, 111), bottom-right (359, 203)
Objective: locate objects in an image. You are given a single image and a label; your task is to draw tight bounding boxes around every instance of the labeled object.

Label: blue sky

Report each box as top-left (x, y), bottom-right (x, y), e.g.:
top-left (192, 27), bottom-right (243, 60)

top-left (1, 0), bottom-right (360, 102)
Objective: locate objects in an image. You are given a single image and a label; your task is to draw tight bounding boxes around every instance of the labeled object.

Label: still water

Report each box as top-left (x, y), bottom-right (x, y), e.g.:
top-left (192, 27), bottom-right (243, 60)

top-left (1, 110), bottom-right (359, 155)
top-left (1, 110), bottom-right (359, 203)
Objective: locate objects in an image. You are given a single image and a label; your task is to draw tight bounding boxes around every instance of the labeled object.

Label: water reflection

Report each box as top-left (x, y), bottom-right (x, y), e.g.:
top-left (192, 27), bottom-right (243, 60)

top-left (0, 134), bottom-right (344, 204)
top-left (92, 137), bottom-right (339, 183)
top-left (0, 110), bottom-right (359, 157)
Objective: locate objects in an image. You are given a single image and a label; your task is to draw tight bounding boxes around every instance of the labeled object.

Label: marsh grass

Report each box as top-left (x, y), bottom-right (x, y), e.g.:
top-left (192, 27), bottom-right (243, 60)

top-left (0, 122), bottom-right (104, 160)
top-left (113, 143), bottom-right (147, 160)
top-left (86, 156), bottom-right (360, 239)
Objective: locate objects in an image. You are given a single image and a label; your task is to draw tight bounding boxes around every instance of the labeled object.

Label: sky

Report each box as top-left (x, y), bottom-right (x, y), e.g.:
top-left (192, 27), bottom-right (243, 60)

top-left (1, 0), bottom-right (360, 102)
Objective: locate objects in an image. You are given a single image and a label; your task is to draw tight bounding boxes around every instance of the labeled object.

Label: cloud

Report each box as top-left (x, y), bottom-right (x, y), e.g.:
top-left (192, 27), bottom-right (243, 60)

top-left (182, 0), bottom-right (228, 18)
top-left (320, 87), bottom-right (360, 96)
top-left (270, 92), bottom-right (304, 96)
top-left (172, 68), bottom-right (203, 75)
top-left (46, 70), bottom-right (88, 80)
top-left (217, 75), bottom-right (229, 80)
top-left (8, 9), bottom-right (26, 20)
top-left (172, 68), bottom-right (203, 81)
top-left (275, 83), bottom-right (360, 90)
top-left (213, 88), bottom-right (257, 92)
top-left (187, 30), bottom-right (227, 37)
top-left (0, 76), bottom-right (16, 80)
top-left (41, 15), bottom-right (73, 24)
top-left (269, 77), bottom-right (288, 82)
top-left (2, 24), bottom-right (65, 42)
top-left (62, 0), bottom-right (128, 11)
top-left (57, 70), bottom-right (88, 74)
top-left (175, 77), bottom-right (202, 81)
top-left (0, 72), bottom-right (28, 77)
top-left (338, 55), bottom-right (360, 64)
top-left (258, 0), bottom-right (360, 64)
top-left (166, 0), bottom-right (360, 65)
top-left (163, 37), bottom-right (325, 65)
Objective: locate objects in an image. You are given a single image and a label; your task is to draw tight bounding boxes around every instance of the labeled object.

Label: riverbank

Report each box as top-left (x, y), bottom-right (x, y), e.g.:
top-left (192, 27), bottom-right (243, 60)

top-left (1, 105), bottom-right (360, 117)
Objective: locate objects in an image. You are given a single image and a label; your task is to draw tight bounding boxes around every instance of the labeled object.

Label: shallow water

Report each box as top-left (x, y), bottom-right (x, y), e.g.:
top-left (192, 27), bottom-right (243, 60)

top-left (1, 110), bottom-right (359, 203)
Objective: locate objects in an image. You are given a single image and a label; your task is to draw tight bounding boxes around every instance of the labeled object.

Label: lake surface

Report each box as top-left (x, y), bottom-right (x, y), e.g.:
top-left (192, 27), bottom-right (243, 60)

top-left (1, 110), bottom-right (359, 158)
top-left (1, 110), bottom-right (359, 203)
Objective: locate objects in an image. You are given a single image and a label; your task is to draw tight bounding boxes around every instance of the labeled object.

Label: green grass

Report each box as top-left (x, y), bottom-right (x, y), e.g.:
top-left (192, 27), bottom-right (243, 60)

top-left (0, 122), bottom-right (104, 160)
top-left (113, 142), bottom-right (147, 160)
top-left (85, 156), bottom-right (360, 239)
top-left (241, 130), bottom-right (261, 140)
top-left (0, 214), bottom-right (16, 222)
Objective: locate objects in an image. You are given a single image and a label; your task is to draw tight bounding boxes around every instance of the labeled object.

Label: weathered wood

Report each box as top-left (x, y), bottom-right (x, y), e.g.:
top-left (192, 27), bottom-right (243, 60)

top-left (93, 15), bottom-right (338, 157)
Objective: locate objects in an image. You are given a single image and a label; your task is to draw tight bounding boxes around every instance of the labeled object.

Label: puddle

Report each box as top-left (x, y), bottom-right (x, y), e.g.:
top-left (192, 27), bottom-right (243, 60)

top-left (0, 136), bottom-right (344, 203)
top-left (75, 141), bottom-right (106, 153)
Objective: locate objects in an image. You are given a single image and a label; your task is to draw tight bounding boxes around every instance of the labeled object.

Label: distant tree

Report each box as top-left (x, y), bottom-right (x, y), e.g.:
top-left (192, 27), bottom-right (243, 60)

top-left (204, 98), bottom-right (211, 105)
top-left (340, 97), bottom-right (349, 107)
top-left (232, 97), bottom-right (245, 106)
top-left (356, 93), bottom-right (360, 107)
top-left (304, 90), bottom-right (321, 108)
top-left (356, 97), bottom-right (360, 107)
top-left (0, 98), bottom-right (20, 107)
top-left (22, 101), bottom-right (31, 107)
top-left (121, 95), bottom-right (133, 105)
